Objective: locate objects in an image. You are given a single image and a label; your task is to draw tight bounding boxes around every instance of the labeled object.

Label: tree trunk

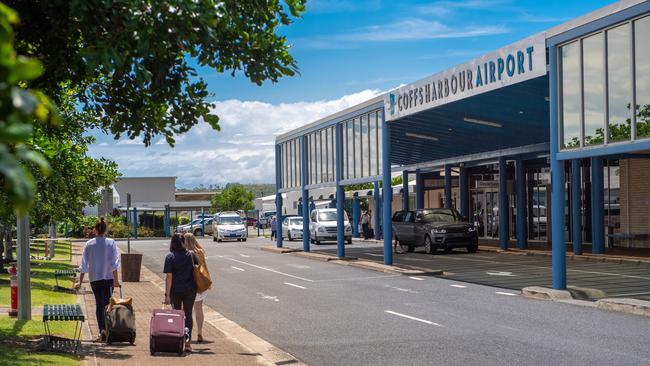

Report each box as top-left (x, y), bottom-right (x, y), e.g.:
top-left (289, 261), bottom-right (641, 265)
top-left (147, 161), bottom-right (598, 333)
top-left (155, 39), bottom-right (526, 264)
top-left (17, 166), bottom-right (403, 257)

top-left (2, 227), bottom-right (13, 262)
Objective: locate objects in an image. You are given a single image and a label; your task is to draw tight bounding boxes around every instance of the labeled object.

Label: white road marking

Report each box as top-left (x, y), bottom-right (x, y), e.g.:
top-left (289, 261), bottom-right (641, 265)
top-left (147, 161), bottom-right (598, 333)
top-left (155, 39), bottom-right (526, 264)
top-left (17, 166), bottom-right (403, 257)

top-left (231, 266), bottom-right (245, 271)
top-left (385, 310), bottom-right (441, 326)
top-left (495, 291), bottom-right (518, 296)
top-left (239, 254), bottom-right (250, 258)
top-left (385, 285), bottom-right (418, 294)
top-left (286, 263), bottom-right (310, 269)
top-left (450, 284), bottom-right (467, 288)
top-left (486, 271), bottom-right (515, 277)
top-left (284, 282), bottom-right (306, 289)
top-left (256, 292), bottom-right (280, 302)
top-left (315, 274), bottom-right (400, 282)
top-left (409, 276), bottom-right (425, 281)
top-left (227, 258), bottom-right (314, 282)
top-left (364, 253), bottom-right (384, 257)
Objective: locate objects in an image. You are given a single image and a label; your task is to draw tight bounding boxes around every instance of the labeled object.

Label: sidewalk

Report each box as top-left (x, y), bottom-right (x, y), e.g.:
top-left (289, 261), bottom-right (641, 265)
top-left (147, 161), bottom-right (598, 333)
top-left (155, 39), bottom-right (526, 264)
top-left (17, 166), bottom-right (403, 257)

top-left (75, 244), bottom-right (303, 366)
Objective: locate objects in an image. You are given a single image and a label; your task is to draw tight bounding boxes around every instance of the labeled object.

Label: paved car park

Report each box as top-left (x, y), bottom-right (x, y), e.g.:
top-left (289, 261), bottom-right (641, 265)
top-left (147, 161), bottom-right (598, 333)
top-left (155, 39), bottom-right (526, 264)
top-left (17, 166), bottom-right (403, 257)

top-left (314, 244), bottom-right (650, 301)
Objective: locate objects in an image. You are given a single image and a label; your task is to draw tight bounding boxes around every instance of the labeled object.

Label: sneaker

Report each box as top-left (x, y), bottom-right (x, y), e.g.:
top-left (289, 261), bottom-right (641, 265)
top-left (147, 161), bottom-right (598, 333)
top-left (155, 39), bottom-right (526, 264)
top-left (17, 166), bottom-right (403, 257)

top-left (185, 342), bottom-right (192, 352)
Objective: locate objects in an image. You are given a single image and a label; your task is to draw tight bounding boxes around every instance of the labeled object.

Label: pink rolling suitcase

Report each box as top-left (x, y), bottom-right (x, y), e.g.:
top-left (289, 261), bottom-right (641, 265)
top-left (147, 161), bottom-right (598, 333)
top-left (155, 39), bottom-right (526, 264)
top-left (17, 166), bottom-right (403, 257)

top-left (149, 305), bottom-right (186, 355)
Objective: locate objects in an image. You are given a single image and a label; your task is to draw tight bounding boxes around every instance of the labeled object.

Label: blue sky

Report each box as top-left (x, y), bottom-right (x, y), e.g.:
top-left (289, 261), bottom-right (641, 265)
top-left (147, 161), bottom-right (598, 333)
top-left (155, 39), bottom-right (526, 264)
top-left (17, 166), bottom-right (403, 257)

top-left (89, 0), bottom-right (615, 188)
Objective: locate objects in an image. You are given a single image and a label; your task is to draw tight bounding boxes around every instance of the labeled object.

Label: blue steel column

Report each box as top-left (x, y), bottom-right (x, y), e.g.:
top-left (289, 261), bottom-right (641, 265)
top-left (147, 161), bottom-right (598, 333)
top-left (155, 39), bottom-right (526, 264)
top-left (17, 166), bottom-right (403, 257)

top-left (498, 157), bottom-right (509, 249)
top-left (133, 207), bottom-right (138, 240)
top-left (415, 169), bottom-right (424, 210)
top-left (402, 170), bottom-right (409, 211)
top-left (459, 166), bottom-right (469, 218)
top-left (444, 164), bottom-right (452, 209)
top-left (549, 45), bottom-right (567, 289)
top-left (335, 123), bottom-right (345, 257)
top-left (275, 144), bottom-right (283, 248)
top-left (381, 113), bottom-right (393, 265)
top-left (571, 159), bottom-right (583, 255)
top-left (374, 181), bottom-right (381, 240)
top-left (516, 158), bottom-right (527, 249)
top-left (165, 206), bottom-right (171, 237)
top-left (591, 157), bottom-right (604, 254)
top-left (353, 193), bottom-right (360, 238)
top-left (301, 135), bottom-right (310, 252)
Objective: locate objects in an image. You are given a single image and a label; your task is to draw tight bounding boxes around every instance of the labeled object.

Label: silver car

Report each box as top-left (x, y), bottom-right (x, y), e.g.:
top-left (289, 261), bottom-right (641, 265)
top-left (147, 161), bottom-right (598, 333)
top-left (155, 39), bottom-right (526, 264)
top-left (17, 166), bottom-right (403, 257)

top-left (309, 208), bottom-right (352, 244)
top-left (281, 216), bottom-right (304, 241)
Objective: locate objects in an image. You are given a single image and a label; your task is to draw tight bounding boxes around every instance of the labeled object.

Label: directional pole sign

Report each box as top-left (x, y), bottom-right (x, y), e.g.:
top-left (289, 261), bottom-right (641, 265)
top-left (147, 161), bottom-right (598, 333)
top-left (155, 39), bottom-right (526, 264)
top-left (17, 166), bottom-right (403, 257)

top-left (126, 193), bottom-right (131, 254)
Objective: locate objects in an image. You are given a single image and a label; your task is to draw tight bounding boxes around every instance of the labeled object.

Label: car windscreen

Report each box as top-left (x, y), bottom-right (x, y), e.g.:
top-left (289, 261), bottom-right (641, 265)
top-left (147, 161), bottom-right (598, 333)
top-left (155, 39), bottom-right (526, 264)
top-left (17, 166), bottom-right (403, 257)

top-left (219, 216), bottom-right (242, 225)
top-left (317, 212), bottom-right (337, 221)
top-left (420, 209), bottom-right (456, 223)
top-left (290, 218), bottom-right (303, 225)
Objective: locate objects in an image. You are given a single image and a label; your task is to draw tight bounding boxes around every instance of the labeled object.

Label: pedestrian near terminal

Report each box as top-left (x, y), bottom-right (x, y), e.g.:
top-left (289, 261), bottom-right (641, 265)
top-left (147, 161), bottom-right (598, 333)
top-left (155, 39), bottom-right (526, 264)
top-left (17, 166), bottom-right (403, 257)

top-left (270, 216), bottom-right (277, 241)
top-left (361, 211), bottom-right (370, 240)
top-left (75, 217), bottom-right (121, 342)
top-left (182, 232), bottom-right (212, 343)
top-left (164, 233), bottom-right (198, 352)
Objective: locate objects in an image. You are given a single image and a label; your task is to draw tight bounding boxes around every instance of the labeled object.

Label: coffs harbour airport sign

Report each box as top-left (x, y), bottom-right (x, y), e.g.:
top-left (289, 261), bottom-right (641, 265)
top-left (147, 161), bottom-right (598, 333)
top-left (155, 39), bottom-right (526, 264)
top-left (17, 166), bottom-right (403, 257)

top-left (385, 33), bottom-right (546, 121)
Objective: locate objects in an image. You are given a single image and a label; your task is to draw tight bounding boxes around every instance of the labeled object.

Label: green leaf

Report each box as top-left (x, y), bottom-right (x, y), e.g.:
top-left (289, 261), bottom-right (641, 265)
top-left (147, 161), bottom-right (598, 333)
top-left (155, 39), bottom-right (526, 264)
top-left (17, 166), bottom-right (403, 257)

top-left (8, 56), bottom-right (44, 83)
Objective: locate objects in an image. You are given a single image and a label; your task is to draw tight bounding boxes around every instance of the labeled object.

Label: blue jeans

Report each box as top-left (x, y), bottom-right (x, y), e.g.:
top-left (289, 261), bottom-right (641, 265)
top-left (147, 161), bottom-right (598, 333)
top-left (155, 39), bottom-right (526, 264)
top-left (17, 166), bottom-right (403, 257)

top-left (90, 279), bottom-right (113, 332)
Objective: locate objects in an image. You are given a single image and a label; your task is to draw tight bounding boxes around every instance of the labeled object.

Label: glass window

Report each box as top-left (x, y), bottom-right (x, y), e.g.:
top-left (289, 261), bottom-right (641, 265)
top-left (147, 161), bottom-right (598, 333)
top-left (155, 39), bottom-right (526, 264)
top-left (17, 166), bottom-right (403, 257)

top-left (347, 121), bottom-right (354, 180)
top-left (583, 33), bottom-right (605, 146)
top-left (297, 138), bottom-right (302, 187)
top-left (607, 24), bottom-right (632, 142)
top-left (377, 111), bottom-right (383, 176)
top-left (283, 143), bottom-right (288, 188)
top-left (636, 16), bottom-right (650, 139)
top-left (315, 132), bottom-right (320, 184)
top-left (293, 139), bottom-right (298, 187)
top-left (561, 41), bottom-right (581, 149)
top-left (360, 114), bottom-right (368, 177)
top-left (287, 142), bottom-right (292, 188)
top-left (310, 134), bottom-right (315, 185)
top-left (369, 112), bottom-right (377, 176)
top-left (354, 118), bottom-right (362, 178)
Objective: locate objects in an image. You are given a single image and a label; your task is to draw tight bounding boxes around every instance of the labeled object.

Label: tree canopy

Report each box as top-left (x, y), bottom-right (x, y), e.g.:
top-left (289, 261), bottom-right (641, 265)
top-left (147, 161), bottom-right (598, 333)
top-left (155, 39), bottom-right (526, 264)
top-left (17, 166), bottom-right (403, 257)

top-left (211, 184), bottom-right (255, 212)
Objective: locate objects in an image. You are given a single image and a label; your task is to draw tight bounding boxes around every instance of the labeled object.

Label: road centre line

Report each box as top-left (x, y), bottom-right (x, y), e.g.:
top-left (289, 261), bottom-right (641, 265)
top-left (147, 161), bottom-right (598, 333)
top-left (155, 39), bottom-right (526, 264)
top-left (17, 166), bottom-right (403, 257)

top-left (239, 254), bottom-right (250, 258)
top-left (231, 266), bottom-right (245, 271)
top-left (364, 253), bottom-right (384, 257)
top-left (227, 258), bottom-right (314, 282)
top-left (314, 274), bottom-right (400, 282)
top-left (284, 282), bottom-right (306, 289)
top-left (385, 310), bottom-right (441, 326)
top-left (495, 291), bottom-right (518, 296)
top-left (409, 276), bottom-right (425, 281)
top-left (450, 284), bottom-right (467, 288)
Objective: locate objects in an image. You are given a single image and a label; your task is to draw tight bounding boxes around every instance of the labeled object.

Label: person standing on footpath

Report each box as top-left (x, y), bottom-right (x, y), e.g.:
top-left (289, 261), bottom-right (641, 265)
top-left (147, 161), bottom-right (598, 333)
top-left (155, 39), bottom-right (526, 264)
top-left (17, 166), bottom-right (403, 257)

top-left (360, 210), bottom-right (370, 240)
top-left (163, 233), bottom-right (198, 352)
top-left (182, 233), bottom-right (212, 343)
top-left (75, 217), bottom-right (121, 342)
top-left (270, 216), bottom-right (277, 241)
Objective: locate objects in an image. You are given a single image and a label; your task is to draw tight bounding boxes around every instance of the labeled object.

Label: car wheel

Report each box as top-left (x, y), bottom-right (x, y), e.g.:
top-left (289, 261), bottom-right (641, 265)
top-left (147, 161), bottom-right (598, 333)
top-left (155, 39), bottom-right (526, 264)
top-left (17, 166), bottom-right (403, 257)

top-left (424, 236), bottom-right (434, 254)
top-left (217, 238), bottom-right (222, 242)
top-left (467, 243), bottom-right (478, 253)
top-left (288, 233), bottom-right (293, 241)
top-left (314, 234), bottom-right (320, 245)
top-left (194, 229), bottom-right (202, 236)
top-left (242, 238), bottom-right (247, 242)
top-left (346, 238), bottom-right (352, 244)
top-left (212, 235), bottom-right (217, 242)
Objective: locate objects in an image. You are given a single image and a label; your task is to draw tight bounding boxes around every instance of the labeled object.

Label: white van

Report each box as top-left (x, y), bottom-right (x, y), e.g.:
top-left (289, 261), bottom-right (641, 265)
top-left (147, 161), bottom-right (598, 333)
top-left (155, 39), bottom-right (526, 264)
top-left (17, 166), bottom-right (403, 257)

top-left (212, 212), bottom-right (248, 242)
top-left (309, 208), bottom-right (352, 245)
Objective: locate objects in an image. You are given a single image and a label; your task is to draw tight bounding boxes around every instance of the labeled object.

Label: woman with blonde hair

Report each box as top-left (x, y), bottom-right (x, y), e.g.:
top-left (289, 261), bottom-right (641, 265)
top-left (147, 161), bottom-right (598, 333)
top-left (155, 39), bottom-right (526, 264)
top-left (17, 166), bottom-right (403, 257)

top-left (182, 232), bottom-right (212, 343)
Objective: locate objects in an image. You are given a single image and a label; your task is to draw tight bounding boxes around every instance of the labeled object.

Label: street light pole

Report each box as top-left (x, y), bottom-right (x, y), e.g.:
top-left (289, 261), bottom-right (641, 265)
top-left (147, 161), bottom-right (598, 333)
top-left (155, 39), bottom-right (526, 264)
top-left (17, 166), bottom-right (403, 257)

top-left (16, 214), bottom-right (31, 320)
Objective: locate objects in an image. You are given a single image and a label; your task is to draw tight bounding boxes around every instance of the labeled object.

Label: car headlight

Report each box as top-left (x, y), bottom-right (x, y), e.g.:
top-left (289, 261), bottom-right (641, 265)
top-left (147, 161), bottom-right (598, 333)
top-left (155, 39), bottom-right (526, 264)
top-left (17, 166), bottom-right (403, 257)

top-left (345, 225), bottom-right (351, 232)
top-left (318, 227), bottom-right (326, 233)
top-left (467, 226), bottom-right (476, 232)
top-left (238, 228), bottom-right (247, 232)
top-left (432, 228), bottom-right (446, 234)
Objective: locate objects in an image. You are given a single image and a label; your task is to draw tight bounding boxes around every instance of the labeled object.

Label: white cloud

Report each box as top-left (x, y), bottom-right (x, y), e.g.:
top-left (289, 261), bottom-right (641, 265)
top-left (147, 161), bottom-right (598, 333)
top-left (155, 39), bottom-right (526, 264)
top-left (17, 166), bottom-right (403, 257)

top-left (335, 19), bottom-right (508, 42)
top-left (88, 89), bottom-right (383, 188)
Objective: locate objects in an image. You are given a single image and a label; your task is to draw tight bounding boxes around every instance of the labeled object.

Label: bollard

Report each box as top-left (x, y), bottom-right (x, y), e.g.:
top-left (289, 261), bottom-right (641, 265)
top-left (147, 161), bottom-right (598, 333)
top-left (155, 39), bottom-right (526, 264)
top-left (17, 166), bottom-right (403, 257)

top-left (8, 264), bottom-right (17, 317)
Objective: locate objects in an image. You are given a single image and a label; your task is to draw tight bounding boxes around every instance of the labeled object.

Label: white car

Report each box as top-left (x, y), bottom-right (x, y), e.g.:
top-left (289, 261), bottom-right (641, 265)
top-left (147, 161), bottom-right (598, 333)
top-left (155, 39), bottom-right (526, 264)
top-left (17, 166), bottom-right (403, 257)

top-left (212, 213), bottom-right (247, 242)
top-left (309, 208), bottom-right (352, 245)
top-left (281, 216), bottom-right (304, 241)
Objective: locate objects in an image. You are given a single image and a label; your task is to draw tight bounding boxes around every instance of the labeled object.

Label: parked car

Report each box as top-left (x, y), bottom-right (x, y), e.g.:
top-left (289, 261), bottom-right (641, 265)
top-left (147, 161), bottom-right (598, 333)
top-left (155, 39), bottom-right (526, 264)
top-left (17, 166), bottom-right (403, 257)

top-left (243, 217), bottom-right (258, 227)
top-left (392, 208), bottom-right (478, 254)
top-left (212, 212), bottom-right (247, 242)
top-left (309, 208), bottom-right (352, 245)
top-left (281, 216), bottom-right (303, 241)
top-left (178, 218), bottom-right (213, 236)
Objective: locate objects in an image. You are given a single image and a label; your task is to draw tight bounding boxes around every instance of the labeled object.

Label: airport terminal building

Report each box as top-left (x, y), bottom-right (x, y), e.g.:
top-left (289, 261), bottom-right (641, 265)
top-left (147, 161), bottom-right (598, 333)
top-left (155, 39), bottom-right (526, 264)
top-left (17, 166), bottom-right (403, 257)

top-left (275, 0), bottom-right (650, 289)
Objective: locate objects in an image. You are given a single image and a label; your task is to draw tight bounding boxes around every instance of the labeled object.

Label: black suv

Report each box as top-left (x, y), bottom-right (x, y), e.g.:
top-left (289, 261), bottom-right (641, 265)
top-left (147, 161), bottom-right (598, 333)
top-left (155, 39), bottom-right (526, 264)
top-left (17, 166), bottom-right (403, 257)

top-left (392, 208), bottom-right (478, 254)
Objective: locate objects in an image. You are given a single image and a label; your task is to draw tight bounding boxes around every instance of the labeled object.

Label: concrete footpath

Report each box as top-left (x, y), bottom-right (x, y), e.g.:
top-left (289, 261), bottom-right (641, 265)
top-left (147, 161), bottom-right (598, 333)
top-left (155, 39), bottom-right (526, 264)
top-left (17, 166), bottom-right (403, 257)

top-left (76, 244), bottom-right (304, 366)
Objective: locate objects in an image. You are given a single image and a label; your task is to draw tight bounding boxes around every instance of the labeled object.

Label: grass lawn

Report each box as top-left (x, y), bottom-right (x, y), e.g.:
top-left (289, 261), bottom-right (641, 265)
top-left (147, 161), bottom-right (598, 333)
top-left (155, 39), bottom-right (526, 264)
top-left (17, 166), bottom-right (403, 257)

top-left (1, 241), bottom-right (76, 307)
top-left (0, 316), bottom-right (81, 366)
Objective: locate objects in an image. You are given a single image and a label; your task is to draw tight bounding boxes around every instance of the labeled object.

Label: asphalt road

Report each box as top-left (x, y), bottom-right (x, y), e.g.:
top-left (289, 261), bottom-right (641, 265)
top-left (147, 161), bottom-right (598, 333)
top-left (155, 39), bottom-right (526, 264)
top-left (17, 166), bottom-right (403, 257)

top-left (121, 238), bottom-right (650, 366)
top-left (310, 243), bottom-right (650, 301)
